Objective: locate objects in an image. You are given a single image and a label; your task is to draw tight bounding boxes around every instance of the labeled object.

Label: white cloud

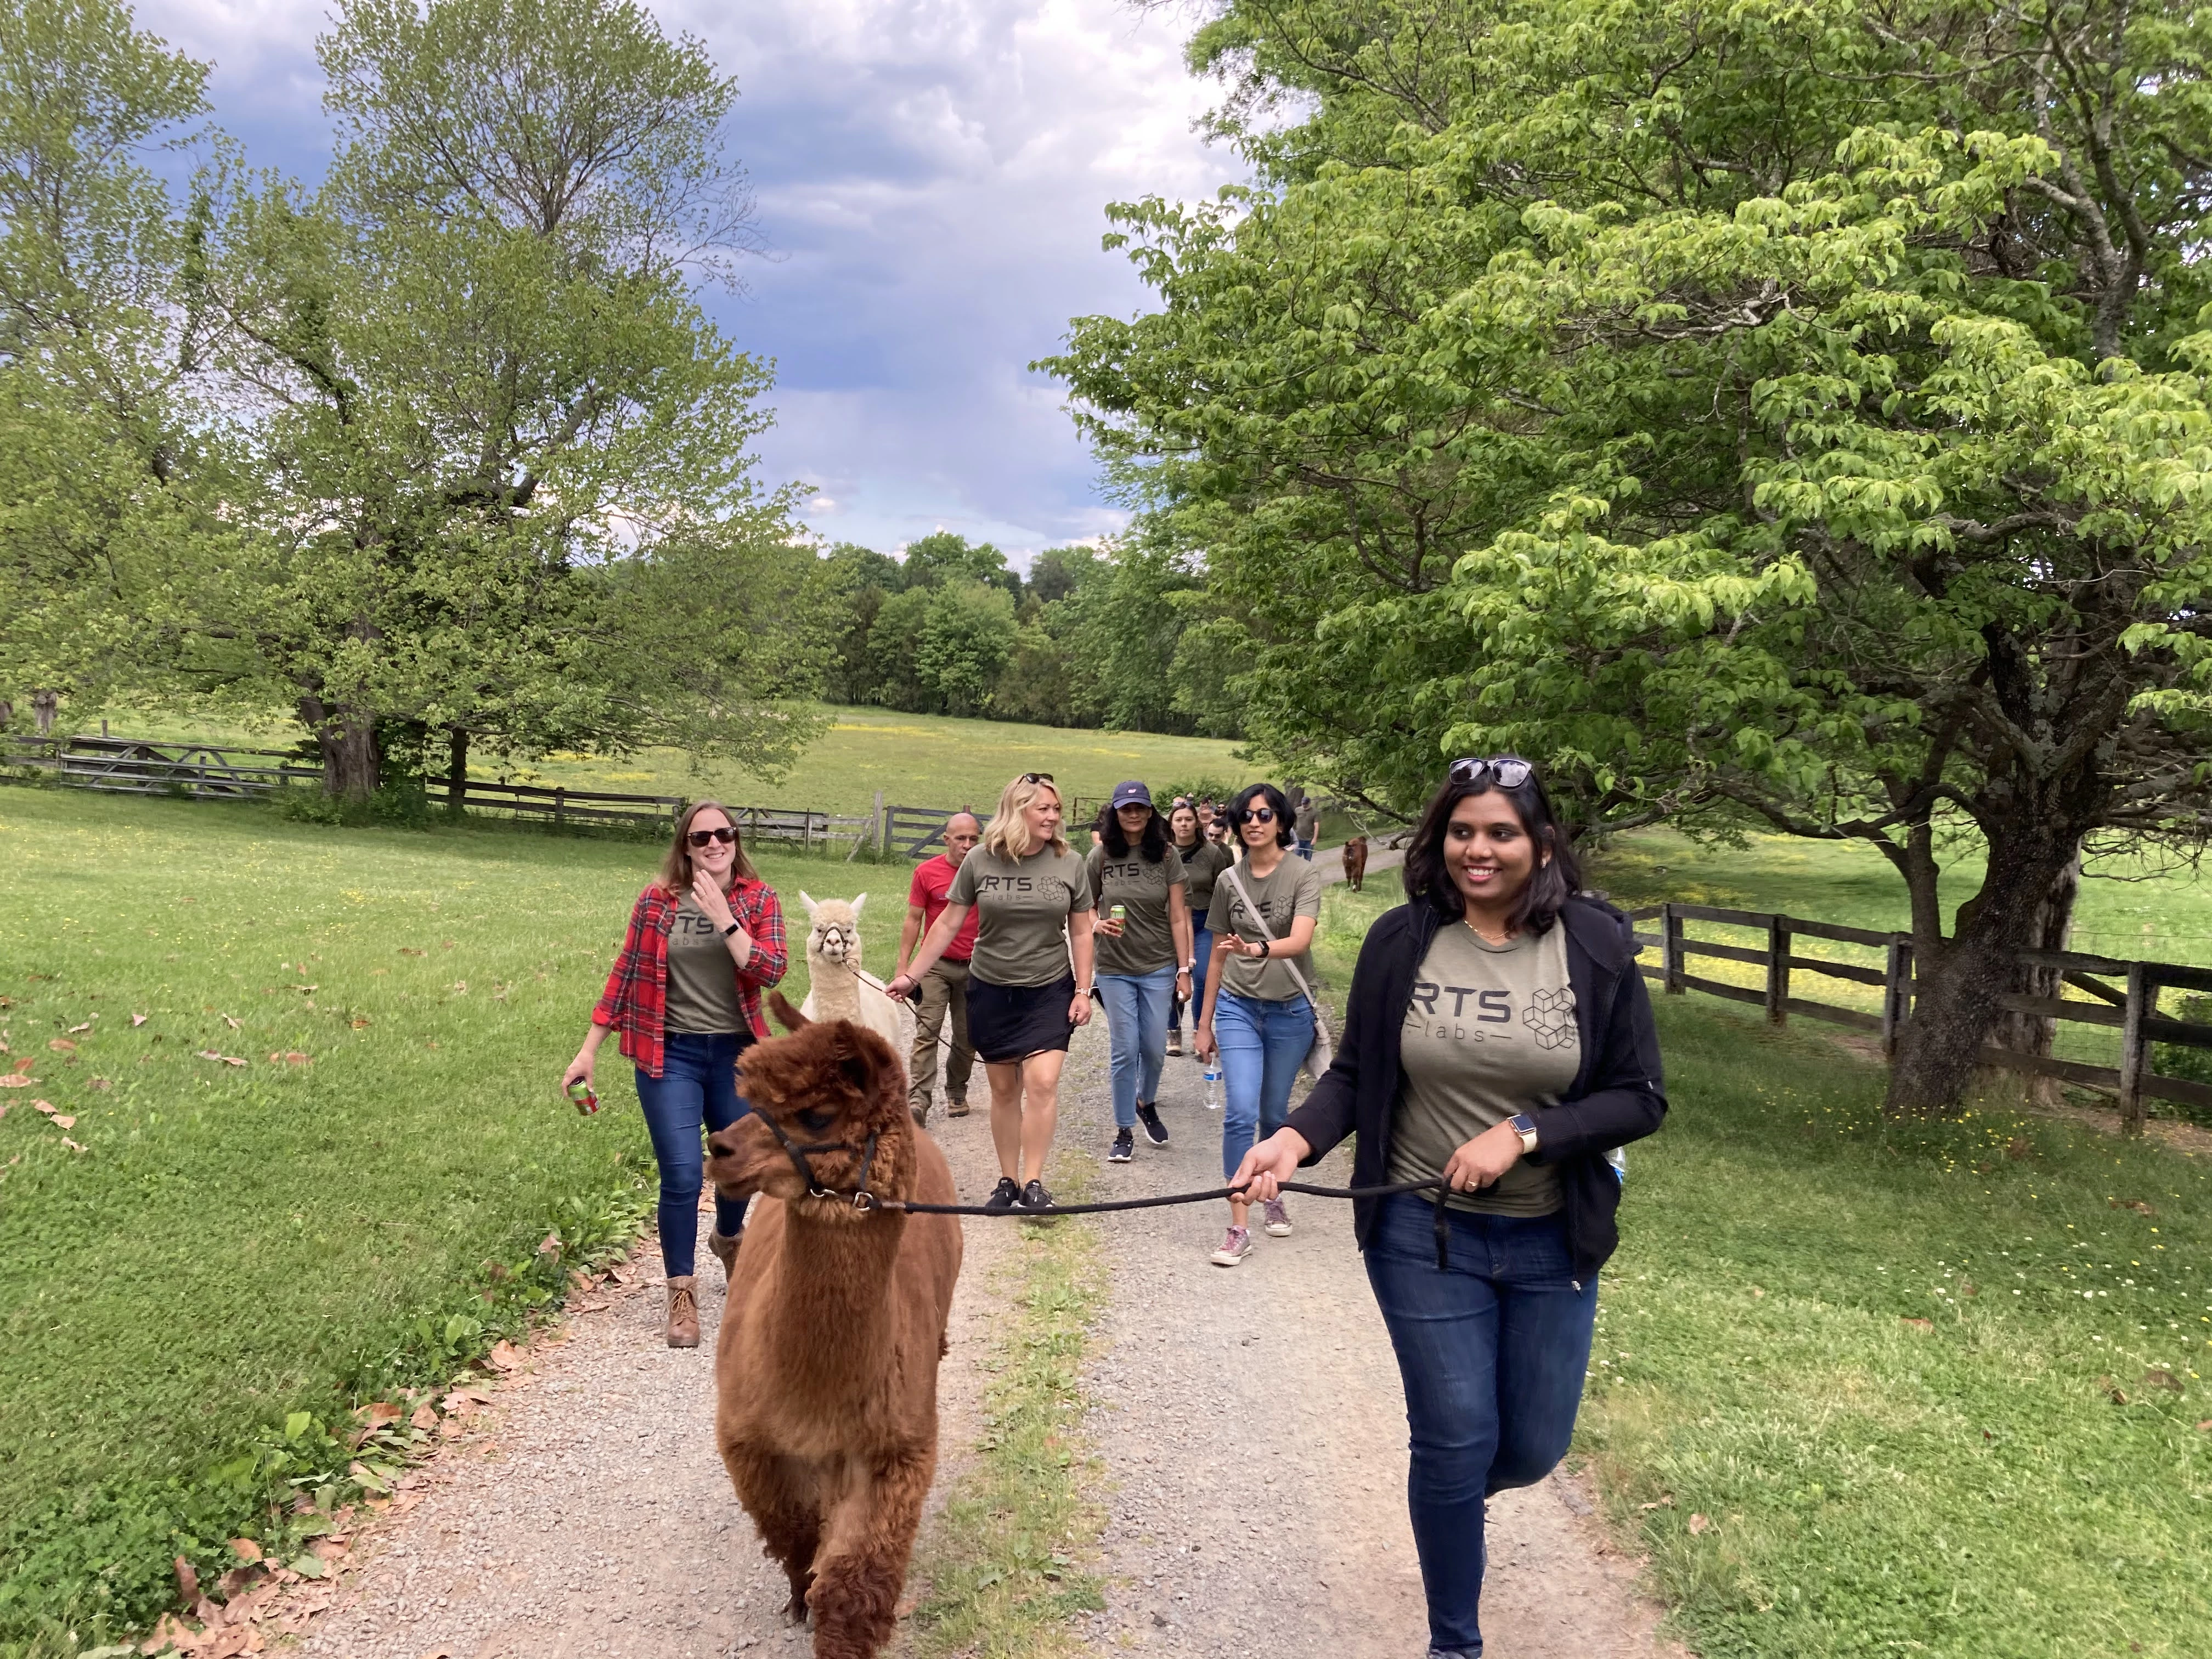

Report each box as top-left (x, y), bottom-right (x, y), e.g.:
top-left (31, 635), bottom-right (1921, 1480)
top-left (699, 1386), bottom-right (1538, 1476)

top-left (135, 0), bottom-right (1240, 557)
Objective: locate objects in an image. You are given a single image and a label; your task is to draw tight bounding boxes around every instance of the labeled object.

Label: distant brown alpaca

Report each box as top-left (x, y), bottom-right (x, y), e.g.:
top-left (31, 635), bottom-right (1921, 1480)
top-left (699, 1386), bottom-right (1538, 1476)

top-left (705, 992), bottom-right (962, 1659)
top-left (1341, 834), bottom-right (1369, 892)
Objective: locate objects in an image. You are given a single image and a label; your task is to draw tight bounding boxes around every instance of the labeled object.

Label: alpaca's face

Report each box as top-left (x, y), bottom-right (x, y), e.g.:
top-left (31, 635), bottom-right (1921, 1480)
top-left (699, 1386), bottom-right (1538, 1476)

top-left (714, 1016), bottom-right (907, 1222)
top-left (800, 893), bottom-right (866, 970)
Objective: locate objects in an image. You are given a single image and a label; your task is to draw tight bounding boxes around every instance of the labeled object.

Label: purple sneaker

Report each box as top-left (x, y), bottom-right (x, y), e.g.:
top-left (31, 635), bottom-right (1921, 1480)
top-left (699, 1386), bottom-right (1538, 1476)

top-left (1261, 1197), bottom-right (1293, 1237)
top-left (1209, 1224), bottom-right (1252, 1267)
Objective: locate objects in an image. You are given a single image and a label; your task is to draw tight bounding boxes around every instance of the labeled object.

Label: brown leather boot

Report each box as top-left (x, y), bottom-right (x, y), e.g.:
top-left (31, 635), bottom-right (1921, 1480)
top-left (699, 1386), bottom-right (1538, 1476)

top-left (706, 1229), bottom-right (741, 1282)
top-left (664, 1276), bottom-right (700, 1348)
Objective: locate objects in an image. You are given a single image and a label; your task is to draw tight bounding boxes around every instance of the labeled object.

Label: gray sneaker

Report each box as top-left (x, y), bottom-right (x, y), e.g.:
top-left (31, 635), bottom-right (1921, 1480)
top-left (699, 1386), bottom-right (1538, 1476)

top-left (1261, 1197), bottom-right (1293, 1237)
top-left (1209, 1224), bottom-right (1252, 1267)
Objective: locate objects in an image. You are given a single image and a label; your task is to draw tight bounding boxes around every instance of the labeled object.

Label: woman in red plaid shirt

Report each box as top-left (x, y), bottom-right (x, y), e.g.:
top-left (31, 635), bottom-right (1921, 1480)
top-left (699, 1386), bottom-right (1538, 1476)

top-left (563, 801), bottom-right (788, 1348)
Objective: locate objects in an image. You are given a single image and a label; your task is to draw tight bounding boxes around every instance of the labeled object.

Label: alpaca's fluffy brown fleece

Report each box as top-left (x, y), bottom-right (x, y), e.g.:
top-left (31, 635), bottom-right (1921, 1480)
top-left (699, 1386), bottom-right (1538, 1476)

top-left (706, 1009), bottom-right (962, 1657)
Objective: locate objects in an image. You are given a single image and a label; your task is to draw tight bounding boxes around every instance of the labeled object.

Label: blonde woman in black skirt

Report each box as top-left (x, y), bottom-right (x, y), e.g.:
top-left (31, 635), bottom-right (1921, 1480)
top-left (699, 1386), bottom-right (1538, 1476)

top-left (887, 772), bottom-right (1096, 1212)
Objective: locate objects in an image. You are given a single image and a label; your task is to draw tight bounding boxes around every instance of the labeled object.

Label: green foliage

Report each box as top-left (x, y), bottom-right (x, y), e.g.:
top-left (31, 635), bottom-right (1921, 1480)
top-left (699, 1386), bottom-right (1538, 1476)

top-left (917, 580), bottom-right (1018, 717)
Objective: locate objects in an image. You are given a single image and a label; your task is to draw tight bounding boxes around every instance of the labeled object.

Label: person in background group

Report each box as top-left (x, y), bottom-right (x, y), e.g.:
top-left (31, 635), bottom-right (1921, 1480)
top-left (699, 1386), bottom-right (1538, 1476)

top-left (896, 811), bottom-right (983, 1126)
top-left (1088, 781), bottom-right (1194, 1164)
top-left (1195, 782), bottom-right (1326, 1266)
top-left (887, 773), bottom-right (1094, 1214)
top-left (1294, 795), bottom-right (1320, 861)
top-left (1165, 797), bottom-right (1232, 1057)
top-left (1232, 757), bottom-right (1666, 1659)
top-left (564, 801), bottom-right (788, 1348)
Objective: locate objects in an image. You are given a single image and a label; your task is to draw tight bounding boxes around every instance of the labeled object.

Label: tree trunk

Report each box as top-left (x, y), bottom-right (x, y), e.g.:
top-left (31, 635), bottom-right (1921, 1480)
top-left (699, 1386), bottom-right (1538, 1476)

top-left (446, 726), bottom-right (469, 813)
top-left (1973, 853), bottom-right (2081, 1101)
top-left (319, 712), bottom-right (379, 802)
top-left (1885, 827), bottom-right (2086, 1116)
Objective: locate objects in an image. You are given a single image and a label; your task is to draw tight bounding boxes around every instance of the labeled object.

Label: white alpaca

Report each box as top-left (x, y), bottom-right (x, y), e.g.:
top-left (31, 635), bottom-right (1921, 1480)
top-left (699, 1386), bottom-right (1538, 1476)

top-left (796, 891), bottom-right (916, 1079)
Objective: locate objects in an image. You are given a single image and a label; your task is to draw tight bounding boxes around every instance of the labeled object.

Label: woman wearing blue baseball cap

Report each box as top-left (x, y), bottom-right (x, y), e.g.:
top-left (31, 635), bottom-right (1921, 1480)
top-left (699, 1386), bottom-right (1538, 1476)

top-left (1087, 780), bottom-right (1194, 1165)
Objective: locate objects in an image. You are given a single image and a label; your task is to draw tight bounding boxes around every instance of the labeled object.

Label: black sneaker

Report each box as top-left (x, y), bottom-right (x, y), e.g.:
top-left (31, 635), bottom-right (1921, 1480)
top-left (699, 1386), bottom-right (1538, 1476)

top-left (983, 1176), bottom-right (1020, 1213)
top-left (1136, 1101), bottom-right (1169, 1147)
top-left (1108, 1127), bottom-right (1135, 1163)
top-left (1018, 1178), bottom-right (1054, 1213)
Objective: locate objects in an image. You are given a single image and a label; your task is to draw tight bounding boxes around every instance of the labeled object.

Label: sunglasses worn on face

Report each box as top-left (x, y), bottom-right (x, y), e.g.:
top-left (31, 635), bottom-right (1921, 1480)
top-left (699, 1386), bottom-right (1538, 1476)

top-left (687, 826), bottom-right (738, 847)
top-left (1238, 806), bottom-right (1276, 825)
top-left (1448, 756), bottom-right (1534, 789)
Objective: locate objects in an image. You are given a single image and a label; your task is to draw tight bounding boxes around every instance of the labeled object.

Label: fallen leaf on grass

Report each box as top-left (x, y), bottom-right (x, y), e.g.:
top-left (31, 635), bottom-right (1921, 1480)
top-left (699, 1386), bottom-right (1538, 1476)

top-left (2100, 1375), bottom-right (2130, 1405)
top-left (2142, 1368), bottom-right (2184, 1393)
top-left (51, 1114), bottom-right (75, 1128)
top-left (0, 1073), bottom-right (33, 1087)
top-left (441, 940), bottom-right (456, 950)
top-left (2108, 1197), bottom-right (2157, 1216)
top-left (354, 1401), bottom-right (403, 1431)
top-left (1638, 1494), bottom-right (1674, 1510)
top-left (48, 1039), bottom-right (75, 1052)
top-left (410, 1403), bottom-right (438, 1430)
top-left (132, 1012), bottom-right (147, 1026)
top-left (487, 1340), bottom-right (522, 1372)
top-left (2197, 1419), bottom-right (2212, 1431)
top-left (60, 1137), bottom-right (86, 1152)
top-left (292, 984), bottom-right (318, 994)
top-left (450, 981), bottom-right (468, 995)
top-left (33, 1099), bottom-right (54, 1115)
top-left (267, 1051), bottom-right (312, 1065)
top-left (399, 947), bottom-right (426, 956)
top-left (88, 1076), bottom-right (112, 1090)
top-left (1688, 1513), bottom-right (1713, 1536)
top-left (174, 1556), bottom-right (200, 1601)
top-left (228, 1539), bottom-right (262, 1562)
top-left (67, 1020), bottom-right (93, 1034)
top-left (351, 1017), bottom-right (370, 1029)
top-left (1900, 1317), bottom-right (1934, 1332)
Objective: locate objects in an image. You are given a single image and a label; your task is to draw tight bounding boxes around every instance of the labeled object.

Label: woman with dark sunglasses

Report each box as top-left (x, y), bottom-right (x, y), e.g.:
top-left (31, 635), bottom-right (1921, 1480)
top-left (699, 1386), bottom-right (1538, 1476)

top-left (1194, 782), bottom-right (1326, 1264)
top-left (563, 800), bottom-right (788, 1348)
top-left (1231, 757), bottom-right (1665, 1659)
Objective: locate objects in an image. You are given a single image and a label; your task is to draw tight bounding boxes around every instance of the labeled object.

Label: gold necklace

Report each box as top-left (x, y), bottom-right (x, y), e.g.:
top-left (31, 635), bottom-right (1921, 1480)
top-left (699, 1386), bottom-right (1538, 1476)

top-left (1464, 914), bottom-right (1514, 946)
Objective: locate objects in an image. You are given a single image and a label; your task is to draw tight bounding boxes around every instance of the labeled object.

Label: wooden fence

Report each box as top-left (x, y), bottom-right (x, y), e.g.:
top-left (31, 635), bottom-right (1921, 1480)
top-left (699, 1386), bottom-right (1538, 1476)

top-left (1628, 900), bottom-right (2212, 1135)
top-left (4, 735), bottom-right (873, 851)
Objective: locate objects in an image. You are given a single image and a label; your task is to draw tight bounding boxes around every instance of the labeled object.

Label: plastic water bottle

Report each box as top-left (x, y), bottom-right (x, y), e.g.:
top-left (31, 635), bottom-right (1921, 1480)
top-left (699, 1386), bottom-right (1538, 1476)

top-left (1605, 1146), bottom-right (1626, 1185)
top-left (1203, 1063), bottom-right (1223, 1111)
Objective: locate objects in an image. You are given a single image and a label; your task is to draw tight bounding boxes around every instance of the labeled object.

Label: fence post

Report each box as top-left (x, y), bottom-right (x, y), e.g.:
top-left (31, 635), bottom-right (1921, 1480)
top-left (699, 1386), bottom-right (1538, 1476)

top-left (1881, 936), bottom-right (1913, 1057)
top-left (874, 790), bottom-right (887, 859)
top-left (1766, 915), bottom-right (1791, 1025)
top-left (2118, 962), bottom-right (2151, 1137)
top-left (553, 785), bottom-right (566, 831)
top-left (1662, 904), bottom-right (1684, 995)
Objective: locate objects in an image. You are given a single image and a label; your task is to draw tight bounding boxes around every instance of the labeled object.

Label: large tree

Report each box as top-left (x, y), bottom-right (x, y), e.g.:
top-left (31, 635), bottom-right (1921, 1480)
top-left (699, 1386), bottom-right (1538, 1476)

top-left (1051, 0), bottom-right (2212, 1113)
top-left (184, 0), bottom-right (816, 796)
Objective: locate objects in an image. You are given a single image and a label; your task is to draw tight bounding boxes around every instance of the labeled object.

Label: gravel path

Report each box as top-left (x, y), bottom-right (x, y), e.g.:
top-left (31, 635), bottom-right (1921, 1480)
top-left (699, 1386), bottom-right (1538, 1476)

top-left (297, 1019), bottom-right (1684, 1659)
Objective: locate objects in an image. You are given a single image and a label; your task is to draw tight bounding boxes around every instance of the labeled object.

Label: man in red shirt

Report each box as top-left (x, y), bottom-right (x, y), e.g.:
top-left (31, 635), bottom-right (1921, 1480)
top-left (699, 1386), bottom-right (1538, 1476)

top-left (896, 811), bottom-right (982, 1123)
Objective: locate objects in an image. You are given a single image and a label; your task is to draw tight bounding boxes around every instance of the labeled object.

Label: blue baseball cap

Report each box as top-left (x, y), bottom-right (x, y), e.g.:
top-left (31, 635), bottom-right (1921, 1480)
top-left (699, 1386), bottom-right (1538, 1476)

top-left (1109, 780), bottom-right (1154, 809)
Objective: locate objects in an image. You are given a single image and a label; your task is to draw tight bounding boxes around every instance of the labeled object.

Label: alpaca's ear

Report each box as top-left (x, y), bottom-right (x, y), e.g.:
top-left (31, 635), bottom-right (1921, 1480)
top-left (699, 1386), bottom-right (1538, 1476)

top-left (799, 890), bottom-right (817, 915)
top-left (849, 891), bottom-right (867, 919)
top-left (837, 1037), bottom-right (876, 1098)
top-left (769, 990), bottom-right (809, 1031)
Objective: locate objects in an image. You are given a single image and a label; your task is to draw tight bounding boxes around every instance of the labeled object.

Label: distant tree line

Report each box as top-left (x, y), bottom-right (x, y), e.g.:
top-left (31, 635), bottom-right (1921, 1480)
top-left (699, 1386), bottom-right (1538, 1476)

top-left (816, 531), bottom-right (1245, 737)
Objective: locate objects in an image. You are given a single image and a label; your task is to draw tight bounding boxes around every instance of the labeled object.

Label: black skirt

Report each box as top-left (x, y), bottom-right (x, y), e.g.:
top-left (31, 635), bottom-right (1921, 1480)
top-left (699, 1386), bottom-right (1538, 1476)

top-left (967, 974), bottom-right (1077, 1064)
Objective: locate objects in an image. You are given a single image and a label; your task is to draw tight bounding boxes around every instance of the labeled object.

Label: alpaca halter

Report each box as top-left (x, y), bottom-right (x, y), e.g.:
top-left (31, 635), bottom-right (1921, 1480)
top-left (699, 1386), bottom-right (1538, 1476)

top-left (761, 1113), bottom-right (883, 1212)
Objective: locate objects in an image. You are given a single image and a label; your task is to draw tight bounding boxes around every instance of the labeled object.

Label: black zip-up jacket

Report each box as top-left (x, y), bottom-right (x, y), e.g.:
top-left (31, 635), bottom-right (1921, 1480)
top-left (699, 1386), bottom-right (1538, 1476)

top-left (1283, 895), bottom-right (1666, 1284)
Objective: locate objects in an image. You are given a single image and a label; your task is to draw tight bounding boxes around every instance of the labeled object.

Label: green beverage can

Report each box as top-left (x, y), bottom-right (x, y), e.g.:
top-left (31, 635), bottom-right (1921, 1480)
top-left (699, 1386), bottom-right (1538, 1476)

top-left (567, 1078), bottom-right (599, 1115)
top-left (1110, 904), bottom-right (1126, 924)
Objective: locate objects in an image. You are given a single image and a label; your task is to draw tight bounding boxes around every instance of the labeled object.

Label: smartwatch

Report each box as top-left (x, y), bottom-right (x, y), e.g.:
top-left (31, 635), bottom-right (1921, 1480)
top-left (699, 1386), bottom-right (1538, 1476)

top-left (1509, 1113), bottom-right (1540, 1155)
top-left (721, 921), bottom-right (743, 939)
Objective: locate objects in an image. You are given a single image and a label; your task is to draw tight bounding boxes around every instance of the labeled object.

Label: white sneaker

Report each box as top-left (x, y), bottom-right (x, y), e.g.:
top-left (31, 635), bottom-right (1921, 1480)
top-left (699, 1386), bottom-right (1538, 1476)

top-left (1210, 1225), bottom-right (1252, 1267)
top-left (1261, 1197), bottom-right (1293, 1237)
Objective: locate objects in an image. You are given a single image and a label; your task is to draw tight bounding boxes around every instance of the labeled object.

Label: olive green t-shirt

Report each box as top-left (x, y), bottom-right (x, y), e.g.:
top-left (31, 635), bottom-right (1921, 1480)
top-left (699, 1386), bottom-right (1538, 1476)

top-left (665, 890), bottom-right (746, 1035)
top-left (1175, 839), bottom-right (1234, 921)
top-left (947, 845), bottom-right (1095, 988)
top-left (1205, 855), bottom-right (1327, 1002)
top-left (1087, 844), bottom-right (1188, 977)
top-left (1388, 922), bottom-right (1580, 1216)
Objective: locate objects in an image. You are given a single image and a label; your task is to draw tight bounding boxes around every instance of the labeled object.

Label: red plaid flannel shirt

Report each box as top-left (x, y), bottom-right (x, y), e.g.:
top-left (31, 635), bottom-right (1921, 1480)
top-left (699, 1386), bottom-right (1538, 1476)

top-left (591, 877), bottom-right (789, 1078)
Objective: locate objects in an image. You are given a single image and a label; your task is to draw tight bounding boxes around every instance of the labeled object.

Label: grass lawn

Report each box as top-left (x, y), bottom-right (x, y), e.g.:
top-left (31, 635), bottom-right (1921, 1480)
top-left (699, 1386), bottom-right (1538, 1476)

top-left (93, 704), bottom-right (1262, 819)
top-left (1589, 995), bottom-right (2211, 1658)
top-left (0, 787), bottom-right (918, 1651)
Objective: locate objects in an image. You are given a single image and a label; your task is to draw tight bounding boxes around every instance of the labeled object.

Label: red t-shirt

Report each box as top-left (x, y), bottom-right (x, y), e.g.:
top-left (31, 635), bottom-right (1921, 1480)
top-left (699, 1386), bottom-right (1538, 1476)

top-left (911, 853), bottom-right (980, 962)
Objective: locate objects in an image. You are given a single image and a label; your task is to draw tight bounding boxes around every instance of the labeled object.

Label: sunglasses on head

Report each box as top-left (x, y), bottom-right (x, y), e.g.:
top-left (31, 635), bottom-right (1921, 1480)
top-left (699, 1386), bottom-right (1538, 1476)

top-left (1019, 771), bottom-right (1054, 786)
top-left (1447, 756), bottom-right (1534, 789)
top-left (686, 826), bottom-right (738, 847)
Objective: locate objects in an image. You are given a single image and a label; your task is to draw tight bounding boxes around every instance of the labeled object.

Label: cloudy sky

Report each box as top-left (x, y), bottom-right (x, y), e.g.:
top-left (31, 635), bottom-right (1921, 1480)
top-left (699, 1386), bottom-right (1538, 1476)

top-left (135, 0), bottom-right (1242, 565)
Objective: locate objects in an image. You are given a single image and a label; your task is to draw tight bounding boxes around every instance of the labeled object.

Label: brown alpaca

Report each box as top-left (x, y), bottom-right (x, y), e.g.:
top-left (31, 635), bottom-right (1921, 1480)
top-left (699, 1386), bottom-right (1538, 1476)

top-left (705, 992), bottom-right (962, 1658)
top-left (1341, 834), bottom-right (1369, 891)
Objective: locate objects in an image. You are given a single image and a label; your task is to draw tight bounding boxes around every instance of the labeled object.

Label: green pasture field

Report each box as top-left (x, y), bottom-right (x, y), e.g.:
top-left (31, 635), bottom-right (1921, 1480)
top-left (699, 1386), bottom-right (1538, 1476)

top-left (92, 704), bottom-right (1261, 819)
top-left (0, 787), bottom-right (911, 1650)
top-left (1590, 995), bottom-right (2211, 1658)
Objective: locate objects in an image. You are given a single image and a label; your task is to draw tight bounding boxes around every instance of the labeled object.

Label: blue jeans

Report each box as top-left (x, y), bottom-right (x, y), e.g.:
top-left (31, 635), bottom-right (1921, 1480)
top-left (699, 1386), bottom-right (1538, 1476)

top-left (1214, 990), bottom-right (1314, 1180)
top-left (1170, 926), bottom-right (1212, 1031)
top-left (1364, 1196), bottom-right (1599, 1656)
top-left (1098, 963), bottom-right (1176, 1128)
top-left (634, 1031), bottom-right (754, 1278)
